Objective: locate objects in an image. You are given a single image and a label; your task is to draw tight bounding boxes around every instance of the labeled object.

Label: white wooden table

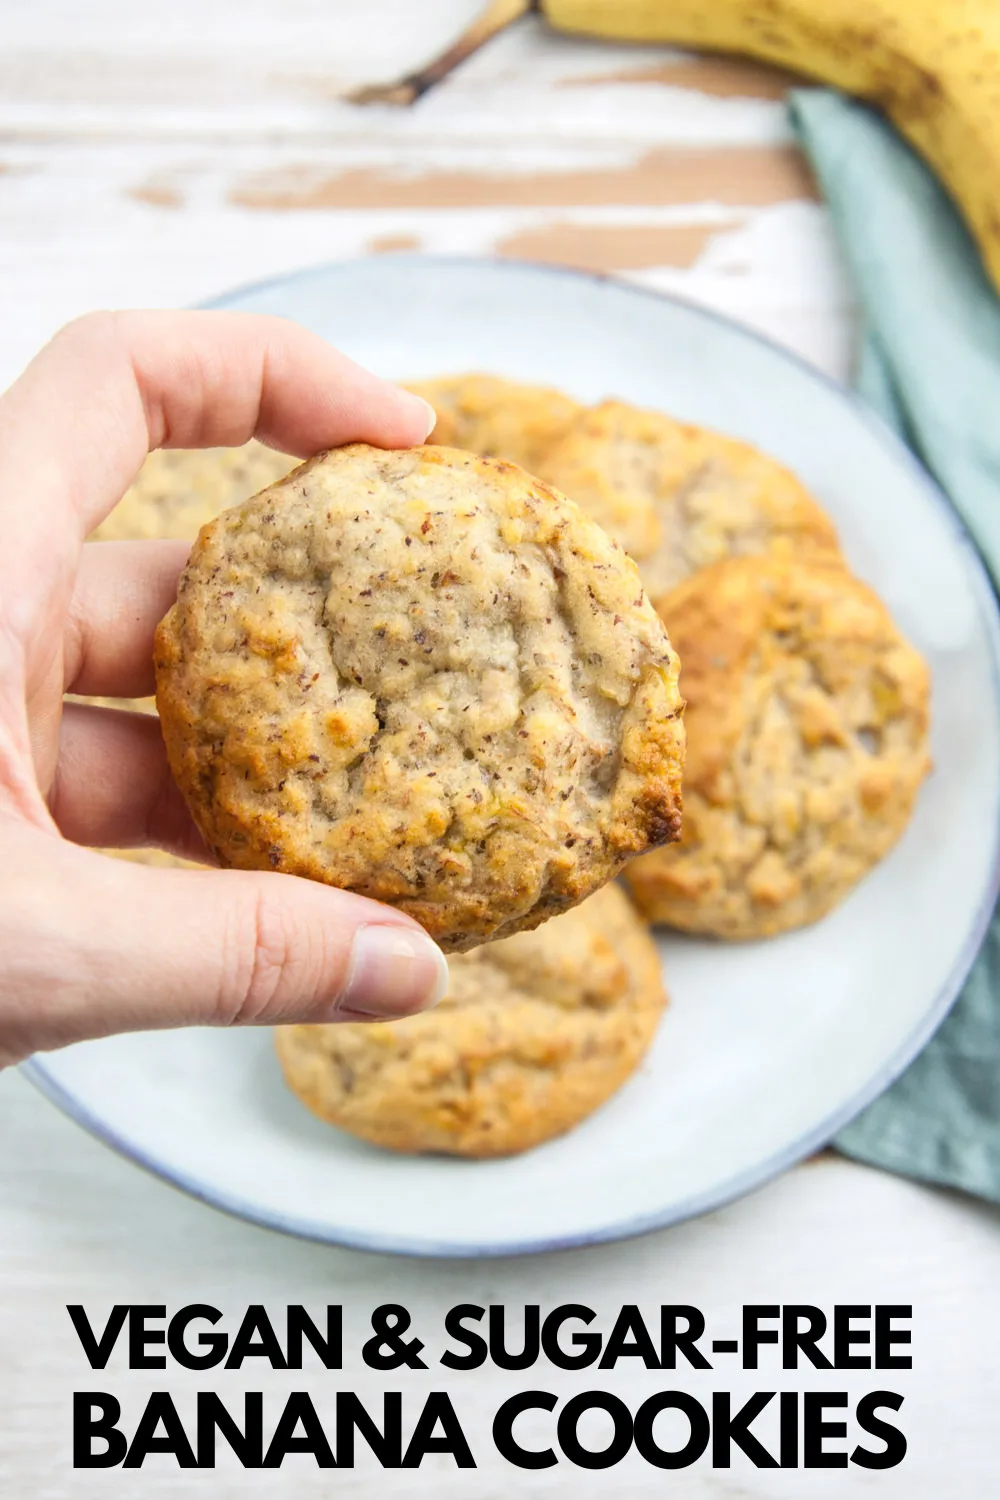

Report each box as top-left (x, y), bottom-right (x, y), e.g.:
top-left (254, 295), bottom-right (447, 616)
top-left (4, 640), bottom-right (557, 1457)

top-left (1, 3), bottom-right (998, 1492)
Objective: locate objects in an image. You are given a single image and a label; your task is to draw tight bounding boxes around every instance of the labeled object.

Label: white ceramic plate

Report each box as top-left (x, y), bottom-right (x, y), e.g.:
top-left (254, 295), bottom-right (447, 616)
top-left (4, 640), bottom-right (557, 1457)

top-left (23, 256), bottom-right (1000, 1257)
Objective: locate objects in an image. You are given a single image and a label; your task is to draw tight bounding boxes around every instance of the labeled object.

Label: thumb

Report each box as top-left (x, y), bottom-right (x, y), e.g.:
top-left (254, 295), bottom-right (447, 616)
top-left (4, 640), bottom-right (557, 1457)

top-left (1, 826), bottom-right (449, 1065)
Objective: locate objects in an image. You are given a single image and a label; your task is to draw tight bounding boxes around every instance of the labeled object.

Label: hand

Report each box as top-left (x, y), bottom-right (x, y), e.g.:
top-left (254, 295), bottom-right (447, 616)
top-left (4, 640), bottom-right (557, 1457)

top-left (0, 310), bottom-right (448, 1068)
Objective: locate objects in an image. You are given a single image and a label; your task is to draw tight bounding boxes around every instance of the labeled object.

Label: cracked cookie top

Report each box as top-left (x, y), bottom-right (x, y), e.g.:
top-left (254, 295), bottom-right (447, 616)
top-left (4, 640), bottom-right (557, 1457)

top-left (625, 553), bottom-right (930, 939)
top-left (274, 882), bottom-right (666, 1157)
top-left (539, 400), bottom-right (841, 596)
top-left (154, 443), bottom-right (685, 951)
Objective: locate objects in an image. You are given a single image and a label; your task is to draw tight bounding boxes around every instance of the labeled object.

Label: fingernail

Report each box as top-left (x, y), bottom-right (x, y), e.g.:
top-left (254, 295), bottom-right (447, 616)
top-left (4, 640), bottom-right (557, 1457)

top-left (414, 397), bottom-right (437, 441)
top-left (339, 925), bottom-right (448, 1018)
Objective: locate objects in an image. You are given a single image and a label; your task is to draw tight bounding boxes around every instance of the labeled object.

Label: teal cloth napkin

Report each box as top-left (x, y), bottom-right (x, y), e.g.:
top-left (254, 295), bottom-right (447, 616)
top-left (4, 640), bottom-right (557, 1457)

top-left (789, 89), bottom-right (1000, 1199)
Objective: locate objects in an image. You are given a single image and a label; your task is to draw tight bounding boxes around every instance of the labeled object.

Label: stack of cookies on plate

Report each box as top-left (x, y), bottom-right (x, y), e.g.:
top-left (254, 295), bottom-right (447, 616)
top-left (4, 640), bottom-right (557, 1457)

top-left (411, 374), bottom-right (931, 941)
top-left (85, 369), bottom-right (930, 1160)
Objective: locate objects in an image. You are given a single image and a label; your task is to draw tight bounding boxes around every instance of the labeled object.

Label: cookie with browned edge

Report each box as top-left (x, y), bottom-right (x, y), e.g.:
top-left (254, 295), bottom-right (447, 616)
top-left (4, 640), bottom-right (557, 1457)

top-left (539, 400), bottom-right (841, 595)
top-left (625, 554), bottom-right (930, 939)
top-left (274, 882), bottom-right (666, 1157)
top-left (155, 443), bottom-right (685, 951)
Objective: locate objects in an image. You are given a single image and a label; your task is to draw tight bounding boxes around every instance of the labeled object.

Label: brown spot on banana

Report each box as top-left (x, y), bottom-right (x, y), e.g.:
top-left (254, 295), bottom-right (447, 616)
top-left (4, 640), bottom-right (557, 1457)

top-left (559, 55), bottom-right (802, 99)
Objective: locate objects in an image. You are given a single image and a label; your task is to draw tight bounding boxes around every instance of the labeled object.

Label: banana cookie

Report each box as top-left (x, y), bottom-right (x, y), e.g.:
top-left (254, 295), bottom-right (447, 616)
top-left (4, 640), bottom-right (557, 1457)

top-left (274, 882), bottom-right (666, 1157)
top-left (83, 444), bottom-right (296, 727)
top-left (407, 373), bottom-right (581, 476)
top-left (98, 847), bottom-right (206, 871)
top-left (92, 440), bottom-right (296, 542)
top-left (538, 400), bottom-right (841, 596)
top-left (155, 443), bottom-right (685, 951)
top-left (625, 554), bottom-right (930, 939)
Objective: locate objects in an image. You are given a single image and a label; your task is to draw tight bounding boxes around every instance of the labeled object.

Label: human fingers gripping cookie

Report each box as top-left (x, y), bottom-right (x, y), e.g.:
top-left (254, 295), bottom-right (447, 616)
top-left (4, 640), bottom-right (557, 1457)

top-left (624, 554), bottom-right (931, 939)
top-left (79, 444), bottom-right (301, 817)
top-left (0, 310), bottom-right (447, 1066)
top-left (274, 883), bottom-right (667, 1158)
top-left (154, 443), bottom-right (685, 951)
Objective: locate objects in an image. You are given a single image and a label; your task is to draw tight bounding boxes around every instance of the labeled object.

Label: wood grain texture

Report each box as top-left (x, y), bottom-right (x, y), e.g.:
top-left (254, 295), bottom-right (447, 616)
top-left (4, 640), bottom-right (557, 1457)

top-left (495, 217), bottom-right (746, 270)
top-left (229, 146), bottom-right (819, 212)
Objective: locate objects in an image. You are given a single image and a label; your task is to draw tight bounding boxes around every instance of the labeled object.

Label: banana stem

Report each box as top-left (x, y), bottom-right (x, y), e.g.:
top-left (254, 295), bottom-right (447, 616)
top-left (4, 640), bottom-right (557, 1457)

top-left (346, 0), bottom-right (536, 106)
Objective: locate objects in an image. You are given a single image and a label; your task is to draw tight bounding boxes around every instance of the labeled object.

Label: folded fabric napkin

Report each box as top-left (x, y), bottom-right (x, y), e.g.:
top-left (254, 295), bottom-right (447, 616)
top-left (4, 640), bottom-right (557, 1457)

top-left (789, 88), bottom-right (1000, 1199)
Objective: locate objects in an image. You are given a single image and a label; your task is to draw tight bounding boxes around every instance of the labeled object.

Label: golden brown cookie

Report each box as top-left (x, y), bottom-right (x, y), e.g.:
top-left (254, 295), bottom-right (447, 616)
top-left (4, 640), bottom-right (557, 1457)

top-left (407, 374), bottom-right (581, 475)
top-left (92, 440), bottom-right (296, 542)
top-left (83, 445), bottom-right (295, 727)
top-left (80, 444), bottom-right (294, 868)
top-left (538, 400), bottom-right (841, 596)
top-left (155, 443), bottom-right (685, 952)
top-left (274, 882), bottom-right (666, 1157)
top-left (624, 554), bottom-right (931, 939)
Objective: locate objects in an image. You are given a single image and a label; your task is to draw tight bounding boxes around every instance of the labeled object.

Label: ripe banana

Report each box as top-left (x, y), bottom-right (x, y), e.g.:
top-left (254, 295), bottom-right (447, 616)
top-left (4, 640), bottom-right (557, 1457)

top-left (350, 0), bottom-right (1000, 294)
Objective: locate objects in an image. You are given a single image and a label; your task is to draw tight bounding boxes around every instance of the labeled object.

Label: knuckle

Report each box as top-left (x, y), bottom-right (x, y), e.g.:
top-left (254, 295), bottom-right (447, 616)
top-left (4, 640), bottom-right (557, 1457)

top-left (221, 885), bottom-right (321, 1027)
top-left (53, 309), bottom-right (118, 352)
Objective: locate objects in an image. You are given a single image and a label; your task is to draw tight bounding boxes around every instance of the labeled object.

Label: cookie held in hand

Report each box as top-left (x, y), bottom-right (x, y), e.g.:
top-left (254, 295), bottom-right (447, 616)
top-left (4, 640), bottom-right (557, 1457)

top-left (274, 882), bottom-right (666, 1158)
top-left (539, 400), bottom-right (841, 596)
top-left (154, 443), bottom-right (685, 951)
top-left (625, 554), bottom-right (931, 939)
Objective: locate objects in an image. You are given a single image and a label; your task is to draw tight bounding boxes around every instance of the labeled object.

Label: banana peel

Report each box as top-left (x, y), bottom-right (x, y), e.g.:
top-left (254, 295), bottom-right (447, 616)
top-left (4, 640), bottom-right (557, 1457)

top-left (349, 0), bottom-right (1000, 295)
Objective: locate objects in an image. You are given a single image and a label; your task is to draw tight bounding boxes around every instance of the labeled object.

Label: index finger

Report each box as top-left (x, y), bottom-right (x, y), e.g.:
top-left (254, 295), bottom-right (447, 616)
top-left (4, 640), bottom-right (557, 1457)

top-left (0, 309), bottom-right (435, 545)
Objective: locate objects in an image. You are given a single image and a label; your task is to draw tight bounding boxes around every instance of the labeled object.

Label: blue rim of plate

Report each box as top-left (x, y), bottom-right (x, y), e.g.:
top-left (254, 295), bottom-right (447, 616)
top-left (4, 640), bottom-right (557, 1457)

top-left (21, 253), bottom-right (1000, 1258)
